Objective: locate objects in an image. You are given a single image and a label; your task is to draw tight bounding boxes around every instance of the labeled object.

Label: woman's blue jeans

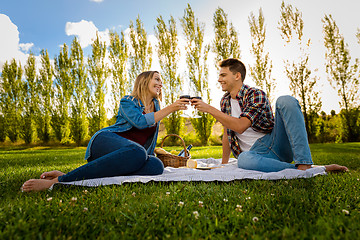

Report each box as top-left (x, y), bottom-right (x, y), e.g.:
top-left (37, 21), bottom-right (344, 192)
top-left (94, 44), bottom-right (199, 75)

top-left (237, 95), bottom-right (313, 172)
top-left (58, 132), bottom-right (164, 182)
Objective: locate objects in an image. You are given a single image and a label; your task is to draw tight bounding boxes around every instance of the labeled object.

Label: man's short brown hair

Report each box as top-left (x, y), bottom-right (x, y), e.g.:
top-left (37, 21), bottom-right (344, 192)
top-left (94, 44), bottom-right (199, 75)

top-left (219, 58), bottom-right (246, 82)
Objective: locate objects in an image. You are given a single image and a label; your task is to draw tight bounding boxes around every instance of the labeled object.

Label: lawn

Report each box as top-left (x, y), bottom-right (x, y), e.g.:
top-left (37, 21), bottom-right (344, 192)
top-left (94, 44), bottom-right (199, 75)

top-left (0, 143), bottom-right (359, 239)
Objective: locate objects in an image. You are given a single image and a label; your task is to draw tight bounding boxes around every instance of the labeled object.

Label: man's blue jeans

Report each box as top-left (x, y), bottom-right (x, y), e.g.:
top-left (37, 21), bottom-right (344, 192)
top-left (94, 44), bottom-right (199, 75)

top-left (58, 132), bottom-right (164, 182)
top-left (237, 95), bottom-right (313, 172)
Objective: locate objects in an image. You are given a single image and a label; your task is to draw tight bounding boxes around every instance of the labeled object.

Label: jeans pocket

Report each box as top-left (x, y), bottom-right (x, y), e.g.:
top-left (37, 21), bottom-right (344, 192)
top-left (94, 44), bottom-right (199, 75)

top-left (250, 134), bottom-right (271, 154)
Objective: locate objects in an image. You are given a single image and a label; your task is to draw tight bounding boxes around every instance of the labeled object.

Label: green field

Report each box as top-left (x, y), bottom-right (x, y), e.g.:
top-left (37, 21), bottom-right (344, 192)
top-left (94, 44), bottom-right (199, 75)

top-left (0, 143), bottom-right (360, 239)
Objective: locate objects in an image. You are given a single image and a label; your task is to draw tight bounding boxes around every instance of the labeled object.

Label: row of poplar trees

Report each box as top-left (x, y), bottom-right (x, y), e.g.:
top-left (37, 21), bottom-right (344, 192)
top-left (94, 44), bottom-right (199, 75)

top-left (1, 2), bottom-right (360, 146)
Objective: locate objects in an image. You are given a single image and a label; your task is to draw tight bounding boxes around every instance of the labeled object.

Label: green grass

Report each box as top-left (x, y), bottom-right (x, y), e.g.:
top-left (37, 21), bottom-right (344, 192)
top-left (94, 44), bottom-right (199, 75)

top-left (0, 143), bottom-right (360, 239)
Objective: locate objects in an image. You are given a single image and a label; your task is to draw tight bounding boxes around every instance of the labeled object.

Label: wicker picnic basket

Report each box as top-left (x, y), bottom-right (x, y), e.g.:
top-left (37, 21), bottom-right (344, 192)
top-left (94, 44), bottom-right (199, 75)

top-left (155, 134), bottom-right (190, 168)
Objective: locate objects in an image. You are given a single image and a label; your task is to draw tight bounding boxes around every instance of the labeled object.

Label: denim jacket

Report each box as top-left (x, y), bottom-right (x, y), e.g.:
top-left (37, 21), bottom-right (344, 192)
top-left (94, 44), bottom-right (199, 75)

top-left (84, 95), bottom-right (161, 160)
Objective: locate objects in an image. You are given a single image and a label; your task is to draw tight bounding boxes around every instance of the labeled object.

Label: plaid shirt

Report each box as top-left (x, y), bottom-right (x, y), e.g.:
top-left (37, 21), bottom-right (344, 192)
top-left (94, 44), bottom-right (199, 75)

top-left (220, 84), bottom-right (274, 158)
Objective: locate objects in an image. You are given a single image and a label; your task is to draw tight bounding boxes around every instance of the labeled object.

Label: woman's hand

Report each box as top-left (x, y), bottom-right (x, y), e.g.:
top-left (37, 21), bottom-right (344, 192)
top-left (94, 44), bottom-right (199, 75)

top-left (154, 98), bottom-right (190, 122)
top-left (169, 98), bottom-right (190, 112)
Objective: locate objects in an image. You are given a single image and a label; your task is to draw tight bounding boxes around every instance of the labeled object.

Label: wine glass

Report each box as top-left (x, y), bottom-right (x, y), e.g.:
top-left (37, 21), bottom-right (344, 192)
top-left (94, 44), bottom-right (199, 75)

top-left (179, 94), bottom-right (191, 118)
top-left (190, 96), bottom-right (202, 118)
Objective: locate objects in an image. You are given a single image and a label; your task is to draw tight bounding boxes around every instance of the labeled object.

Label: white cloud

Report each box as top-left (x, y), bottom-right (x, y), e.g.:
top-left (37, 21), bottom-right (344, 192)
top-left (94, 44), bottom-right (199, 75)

top-left (0, 14), bottom-right (30, 68)
top-left (65, 20), bottom-right (110, 48)
top-left (19, 43), bottom-right (34, 52)
top-left (65, 20), bottom-right (98, 48)
top-left (90, 0), bottom-right (104, 2)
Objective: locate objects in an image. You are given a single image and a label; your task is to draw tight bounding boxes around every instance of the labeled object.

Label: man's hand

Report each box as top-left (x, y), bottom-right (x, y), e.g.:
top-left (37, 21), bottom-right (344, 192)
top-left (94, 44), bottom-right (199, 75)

top-left (191, 98), bottom-right (214, 113)
top-left (191, 98), bottom-right (251, 135)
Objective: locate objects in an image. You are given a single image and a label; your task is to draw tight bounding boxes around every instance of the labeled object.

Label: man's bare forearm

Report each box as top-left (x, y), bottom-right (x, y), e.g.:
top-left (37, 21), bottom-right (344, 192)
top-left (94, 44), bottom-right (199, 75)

top-left (222, 129), bottom-right (231, 164)
top-left (201, 104), bottom-right (251, 134)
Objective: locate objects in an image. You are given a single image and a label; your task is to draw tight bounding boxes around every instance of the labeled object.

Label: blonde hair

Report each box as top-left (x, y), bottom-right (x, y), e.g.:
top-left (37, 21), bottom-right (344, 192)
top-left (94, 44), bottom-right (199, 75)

top-left (131, 71), bottom-right (162, 106)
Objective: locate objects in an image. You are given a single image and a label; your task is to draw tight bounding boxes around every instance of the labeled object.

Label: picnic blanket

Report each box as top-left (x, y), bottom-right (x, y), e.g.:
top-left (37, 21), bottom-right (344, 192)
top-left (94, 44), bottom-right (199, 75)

top-left (52, 158), bottom-right (326, 189)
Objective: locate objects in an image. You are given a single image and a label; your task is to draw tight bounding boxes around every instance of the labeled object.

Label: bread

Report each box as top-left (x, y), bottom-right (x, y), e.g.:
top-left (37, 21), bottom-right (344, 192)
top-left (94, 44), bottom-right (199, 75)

top-left (154, 148), bottom-right (170, 155)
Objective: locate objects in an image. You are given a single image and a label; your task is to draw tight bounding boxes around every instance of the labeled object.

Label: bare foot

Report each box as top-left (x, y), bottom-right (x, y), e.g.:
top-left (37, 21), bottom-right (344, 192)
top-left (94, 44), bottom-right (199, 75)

top-left (325, 164), bottom-right (349, 173)
top-left (21, 178), bottom-right (59, 192)
top-left (40, 170), bottom-right (65, 180)
top-left (297, 164), bottom-right (312, 171)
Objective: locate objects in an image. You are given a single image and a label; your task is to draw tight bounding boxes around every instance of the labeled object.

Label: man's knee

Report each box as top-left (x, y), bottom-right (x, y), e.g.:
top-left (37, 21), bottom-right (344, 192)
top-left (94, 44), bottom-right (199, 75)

top-left (237, 151), bottom-right (258, 169)
top-left (276, 95), bottom-right (299, 109)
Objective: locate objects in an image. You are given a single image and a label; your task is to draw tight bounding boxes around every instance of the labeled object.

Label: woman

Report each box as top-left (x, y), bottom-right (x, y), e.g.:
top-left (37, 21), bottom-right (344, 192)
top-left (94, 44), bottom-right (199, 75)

top-left (21, 71), bottom-right (189, 192)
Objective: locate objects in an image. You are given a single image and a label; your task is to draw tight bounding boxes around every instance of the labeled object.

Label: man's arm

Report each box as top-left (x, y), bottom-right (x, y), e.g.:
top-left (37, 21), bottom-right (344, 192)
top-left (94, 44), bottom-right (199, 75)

top-left (222, 128), bottom-right (231, 164)
top-left (192, 99), bottom-right (251, 134)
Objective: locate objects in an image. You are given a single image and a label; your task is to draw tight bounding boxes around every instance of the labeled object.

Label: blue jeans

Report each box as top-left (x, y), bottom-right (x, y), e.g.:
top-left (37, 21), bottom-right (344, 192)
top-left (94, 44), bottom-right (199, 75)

top-left (237, 95), bottom-right (313, 172)
top-left (58, 132), bottom-right (164, 182)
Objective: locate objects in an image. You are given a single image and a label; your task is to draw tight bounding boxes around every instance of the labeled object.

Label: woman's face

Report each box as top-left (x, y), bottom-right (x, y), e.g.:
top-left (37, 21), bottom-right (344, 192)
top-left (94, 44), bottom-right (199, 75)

top-left (147, 72), bottom-right (163, 98)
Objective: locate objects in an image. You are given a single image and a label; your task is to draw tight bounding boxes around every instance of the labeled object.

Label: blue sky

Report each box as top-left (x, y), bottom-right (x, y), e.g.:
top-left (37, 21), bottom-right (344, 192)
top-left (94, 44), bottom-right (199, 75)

top-left (1, 0), bottom-right (190, 56)
top-left (1, 0), bottom-right (360, 113)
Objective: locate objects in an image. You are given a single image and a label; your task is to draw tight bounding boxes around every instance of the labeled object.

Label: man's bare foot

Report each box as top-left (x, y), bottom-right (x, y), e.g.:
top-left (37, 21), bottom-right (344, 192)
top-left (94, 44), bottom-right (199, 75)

top-left (21, 178), bottom-right (59, 192)
top-left (40, 170), bottom-right (65, 180)
top-left (325, 164), bottom-right (349, 173)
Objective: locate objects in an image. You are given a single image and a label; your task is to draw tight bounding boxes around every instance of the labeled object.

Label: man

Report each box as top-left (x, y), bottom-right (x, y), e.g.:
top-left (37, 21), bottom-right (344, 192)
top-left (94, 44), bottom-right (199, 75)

top-left (191, 58), bottom-right (348, 172)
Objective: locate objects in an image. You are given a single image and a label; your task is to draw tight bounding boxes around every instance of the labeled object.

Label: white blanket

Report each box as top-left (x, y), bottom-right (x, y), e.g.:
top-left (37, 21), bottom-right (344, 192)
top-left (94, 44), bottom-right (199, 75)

top-left (54, 158), bottom-right (326, 188)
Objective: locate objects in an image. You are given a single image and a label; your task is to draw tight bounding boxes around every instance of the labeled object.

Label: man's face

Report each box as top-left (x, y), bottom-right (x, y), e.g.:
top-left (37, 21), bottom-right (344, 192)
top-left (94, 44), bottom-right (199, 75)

top-left (218, 67), bottom-right (241, 92)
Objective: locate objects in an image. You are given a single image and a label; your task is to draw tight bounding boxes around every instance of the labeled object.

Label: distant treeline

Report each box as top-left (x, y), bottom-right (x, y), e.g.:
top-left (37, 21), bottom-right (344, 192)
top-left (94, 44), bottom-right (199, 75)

top-left (0, 3), bottom-right (359, 146)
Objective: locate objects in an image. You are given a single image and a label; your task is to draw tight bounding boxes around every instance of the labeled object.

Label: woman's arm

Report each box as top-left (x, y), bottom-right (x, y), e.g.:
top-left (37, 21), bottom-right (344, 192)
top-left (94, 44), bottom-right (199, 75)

top-left (154, 98), bottom-right (189, 123)
top-left (119, 96), bottom-right (189, 128)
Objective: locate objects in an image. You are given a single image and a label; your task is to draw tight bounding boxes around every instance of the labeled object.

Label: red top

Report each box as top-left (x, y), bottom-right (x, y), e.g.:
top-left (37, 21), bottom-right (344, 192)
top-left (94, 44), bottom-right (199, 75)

top-left (115, 112), bottom-right (157, 146)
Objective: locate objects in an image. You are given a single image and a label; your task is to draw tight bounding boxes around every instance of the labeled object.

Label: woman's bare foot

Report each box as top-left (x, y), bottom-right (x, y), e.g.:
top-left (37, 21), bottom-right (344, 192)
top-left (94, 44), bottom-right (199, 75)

top-left (40, 170), bottom-right (65, 180)
top-left (325, 164), bottom-right (349, 173)
top-left (297, 164), bottom-right (312, 171)
top-left (21, 178), bottom-right (59, 192)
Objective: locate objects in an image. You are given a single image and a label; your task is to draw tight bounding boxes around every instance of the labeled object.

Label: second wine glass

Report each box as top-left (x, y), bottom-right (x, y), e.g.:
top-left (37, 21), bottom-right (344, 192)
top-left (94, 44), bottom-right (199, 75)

top-left (190, 96), bottom-right (202, 118)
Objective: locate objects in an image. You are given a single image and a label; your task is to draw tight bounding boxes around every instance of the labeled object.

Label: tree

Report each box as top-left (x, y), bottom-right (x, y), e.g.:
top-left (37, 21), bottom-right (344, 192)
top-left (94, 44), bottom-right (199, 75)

top-left (0, 69), bottom-right (5, 142)
top-left (108, 31), bottom-right (128, 120)
top-left (0, 69), bottom-right (6, 142)
top-left (87, 33), bottom-right (109, 136)
top-left (248, 8), bottom-right (276, 103)
top-left (155, 15), bottom-right (183, 142)
top-left (181, 4), bottom-right (215, 145)
top-left (0, 59), bottom-right (23, 142)
top-left (128, 16), bottom-right (152, 90)
top-left (0, 115), bottom-right (4, 142)
top-left (70, 37), bottom-right (89, 145)
top-left (357, 28), bottom-right (360, 44)
top-left (37, 49), bottom-right (54, 143)
top-left (0, 105), bottom-right (4, 142)
top-left (22, 53), bottom-right (38, 144)
top-left (323, 14), bottom-right (360, 142)
top-left (53, 43), bottom-right (73, 143)
top-left (279, 2), bottom-right (322, 141)
top-left (212, 7), bottom-right (241, 65)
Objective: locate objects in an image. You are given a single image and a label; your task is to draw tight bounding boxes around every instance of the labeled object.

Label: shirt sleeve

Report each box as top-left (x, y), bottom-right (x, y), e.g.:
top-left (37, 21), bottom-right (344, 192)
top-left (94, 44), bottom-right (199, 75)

top-left (119, 96), bottom-right (156, 129)
top-left (220, 93), bottom-right (230, 113)
top-left (240, 89), bottom-right (269, 126)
